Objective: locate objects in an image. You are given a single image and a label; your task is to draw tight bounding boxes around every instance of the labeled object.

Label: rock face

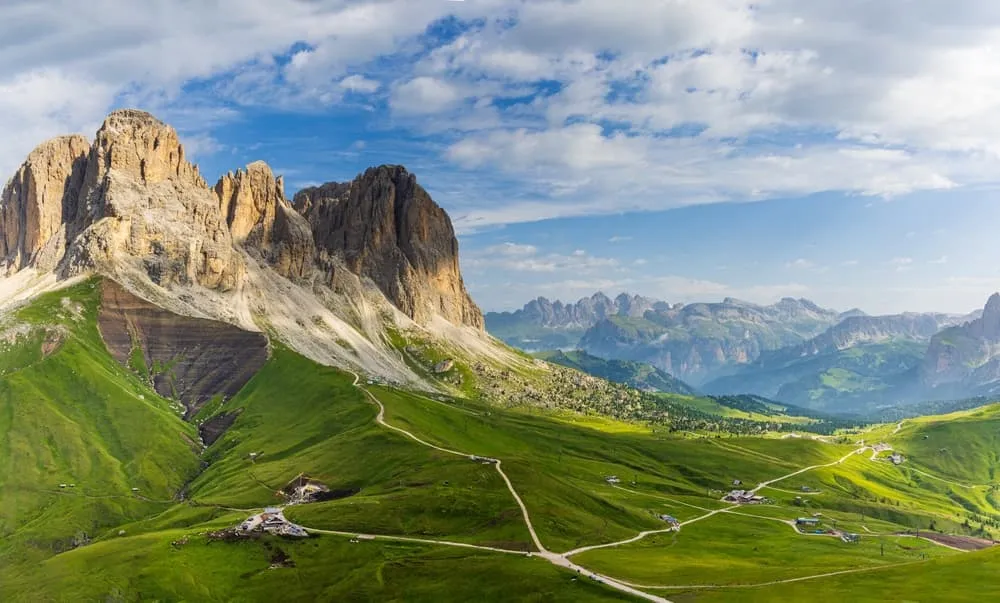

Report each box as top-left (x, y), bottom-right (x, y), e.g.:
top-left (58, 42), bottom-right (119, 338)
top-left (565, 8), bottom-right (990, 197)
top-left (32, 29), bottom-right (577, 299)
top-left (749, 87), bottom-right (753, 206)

top-left (921, 293), bottom-right (1000, 392)
top-left (0, 109), bottom-right (481, 332)
top-left (215, 162), bottom-right (315, 279)
top-left (294, 165), bottom-right (483, 329)
top-left (67, 110), bottom-right (241, 290)
top-left (1, 136), bottom-right (89, 274)
top-left (97, 279), bottom-right (268, 417)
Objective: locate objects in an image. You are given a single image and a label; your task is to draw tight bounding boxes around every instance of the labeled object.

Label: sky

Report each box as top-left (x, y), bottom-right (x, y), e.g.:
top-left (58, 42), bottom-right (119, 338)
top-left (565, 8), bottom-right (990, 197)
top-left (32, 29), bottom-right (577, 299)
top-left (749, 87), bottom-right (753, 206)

top-left (4, 0), bottom-right (1000, 315)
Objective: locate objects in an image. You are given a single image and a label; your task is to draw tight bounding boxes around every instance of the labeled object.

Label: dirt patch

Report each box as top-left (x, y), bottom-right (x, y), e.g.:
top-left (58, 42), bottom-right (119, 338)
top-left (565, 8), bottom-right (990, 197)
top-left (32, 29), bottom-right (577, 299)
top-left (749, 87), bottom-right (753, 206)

top-left (40, 329), bottom-right (64, 356)
top-left (907, 531), bottom-right (995, 551)
top-left (265, 542), bottom-right (296, 568)
top-left (97, 279), bottom-right (268, 417)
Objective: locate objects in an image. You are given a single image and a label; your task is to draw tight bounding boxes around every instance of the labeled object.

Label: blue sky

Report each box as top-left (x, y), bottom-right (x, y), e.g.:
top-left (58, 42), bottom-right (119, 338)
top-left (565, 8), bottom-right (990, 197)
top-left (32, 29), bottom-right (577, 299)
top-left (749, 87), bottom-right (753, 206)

top-left (4, 0), bottom-right (1000, 314)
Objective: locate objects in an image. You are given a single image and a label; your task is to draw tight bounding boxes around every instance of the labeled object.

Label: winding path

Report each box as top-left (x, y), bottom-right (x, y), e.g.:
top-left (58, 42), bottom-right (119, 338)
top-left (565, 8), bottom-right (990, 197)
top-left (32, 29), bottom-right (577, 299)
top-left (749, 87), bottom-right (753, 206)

top-left (345, 371), bottom-right (671, 603)
top-left (333, 372), bottom-right (968, 600)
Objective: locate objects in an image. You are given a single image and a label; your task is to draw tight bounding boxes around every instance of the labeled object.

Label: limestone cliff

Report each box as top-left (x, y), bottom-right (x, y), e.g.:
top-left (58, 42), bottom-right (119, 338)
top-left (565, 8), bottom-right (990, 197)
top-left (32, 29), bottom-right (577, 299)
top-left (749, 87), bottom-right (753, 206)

top-left (214, 162), bottom-right (314, 279)
top-left (294, 166), bottom-right (484, 329)
top-left (0, 109), bottom-right (492, 387)
top-left (0, 136), bottom-right (89, 274)
top-left (66, 109), bottom-right (242, 290)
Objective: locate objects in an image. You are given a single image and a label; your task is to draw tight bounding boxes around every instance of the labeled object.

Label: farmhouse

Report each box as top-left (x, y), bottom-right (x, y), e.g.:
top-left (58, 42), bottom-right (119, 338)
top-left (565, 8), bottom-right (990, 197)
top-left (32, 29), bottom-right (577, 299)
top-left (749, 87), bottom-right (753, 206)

top-left (605, 475), bottom-right (621, 484)
top-left (724, 489), bottom-right (767, 504)
top-left (796, 517), bottom-right (820, 527)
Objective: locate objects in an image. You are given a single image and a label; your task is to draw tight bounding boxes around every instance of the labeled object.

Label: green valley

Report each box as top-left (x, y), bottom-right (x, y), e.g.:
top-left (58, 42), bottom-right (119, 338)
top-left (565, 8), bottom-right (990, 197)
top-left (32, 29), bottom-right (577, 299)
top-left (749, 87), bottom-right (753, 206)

top-left (3, 278), bottom-right (1000, 602)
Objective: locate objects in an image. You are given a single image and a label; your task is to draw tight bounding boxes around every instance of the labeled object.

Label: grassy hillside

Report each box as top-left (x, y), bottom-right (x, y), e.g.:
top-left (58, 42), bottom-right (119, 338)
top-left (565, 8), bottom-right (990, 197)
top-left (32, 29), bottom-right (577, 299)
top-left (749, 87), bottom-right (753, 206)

top-left (535, 349), bottom-right (697, 395)
top-left (3, 280), bottom-right (1000, 601)
top-left (0, 279), bottom-right (201, 565)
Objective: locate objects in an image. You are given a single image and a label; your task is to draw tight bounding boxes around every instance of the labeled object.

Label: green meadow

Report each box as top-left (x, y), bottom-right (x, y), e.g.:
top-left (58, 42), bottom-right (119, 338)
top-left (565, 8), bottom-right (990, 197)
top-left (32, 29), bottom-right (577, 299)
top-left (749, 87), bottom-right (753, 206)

top-left (3, 278), bottom-right (1000, 601)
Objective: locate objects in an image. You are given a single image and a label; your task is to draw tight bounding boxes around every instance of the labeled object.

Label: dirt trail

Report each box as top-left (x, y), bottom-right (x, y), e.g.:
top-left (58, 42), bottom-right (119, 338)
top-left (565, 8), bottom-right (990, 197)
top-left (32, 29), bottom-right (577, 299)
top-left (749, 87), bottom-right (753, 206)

top-left (348, 371), bottom-right (546, 553)
top-left (750, 446), bottom-right (867, 494)
top-left (621, 560), bottom-right (926, 590)
top-left (345, 370), bottom-right (671, 602)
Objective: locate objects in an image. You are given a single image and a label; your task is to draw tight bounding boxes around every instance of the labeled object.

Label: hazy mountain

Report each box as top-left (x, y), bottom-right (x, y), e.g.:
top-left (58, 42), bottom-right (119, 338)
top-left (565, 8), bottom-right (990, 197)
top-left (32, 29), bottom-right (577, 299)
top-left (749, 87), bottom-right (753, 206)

top-left (578, 297), bottom-right (841, 385)
top-left (533, 349), bottom-right (697, 395)
top-left (703, 312), bottom-right (974, 411)
top-left (485, 292), bottom-right (662, 350)
top-left (921, 293), bottom-right (1000, 398)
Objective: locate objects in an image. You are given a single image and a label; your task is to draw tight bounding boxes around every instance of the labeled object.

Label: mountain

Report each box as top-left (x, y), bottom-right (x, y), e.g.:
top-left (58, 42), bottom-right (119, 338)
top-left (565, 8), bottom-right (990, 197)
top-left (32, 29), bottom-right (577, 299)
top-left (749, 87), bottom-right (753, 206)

top-left (579, 296), bottom-right (841, 384)
top-left (485, 292), bottom-right (660, 350)
top-left (921, 293), bottom-right (1000, 398)
top-left (2, 109), bottom-right (999, 603)
top-left (0, 110), bottom-right (493, 390)
top-left (533, 349), bottom-right (697, 395)
top-left (703, 312), bottom-right (971, 411)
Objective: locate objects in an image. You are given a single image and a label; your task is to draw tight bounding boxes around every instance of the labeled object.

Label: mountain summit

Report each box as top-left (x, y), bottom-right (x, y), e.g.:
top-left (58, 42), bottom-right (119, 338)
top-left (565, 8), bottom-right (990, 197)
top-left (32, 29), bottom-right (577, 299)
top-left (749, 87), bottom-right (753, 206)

top-left (0, 109), bottom-right (486, 383)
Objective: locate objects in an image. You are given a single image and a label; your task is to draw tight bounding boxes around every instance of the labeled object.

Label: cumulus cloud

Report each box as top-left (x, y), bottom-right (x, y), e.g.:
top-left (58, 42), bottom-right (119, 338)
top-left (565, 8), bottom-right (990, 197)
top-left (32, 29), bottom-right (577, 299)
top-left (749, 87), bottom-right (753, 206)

top-left (3, 0), bottom-right (1000, 231)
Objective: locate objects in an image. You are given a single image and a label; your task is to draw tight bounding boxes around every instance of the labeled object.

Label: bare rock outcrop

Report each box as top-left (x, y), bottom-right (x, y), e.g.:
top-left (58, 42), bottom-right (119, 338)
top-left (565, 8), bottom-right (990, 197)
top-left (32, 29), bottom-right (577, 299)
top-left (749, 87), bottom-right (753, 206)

top-left (215, 162), bottom-right (314, 279)
top-left (66, 110), bottom-right (241, 290)
top-left (0, 135), bottom-right (89, 274)
top-left (294, 166), bottom-right (483, 329)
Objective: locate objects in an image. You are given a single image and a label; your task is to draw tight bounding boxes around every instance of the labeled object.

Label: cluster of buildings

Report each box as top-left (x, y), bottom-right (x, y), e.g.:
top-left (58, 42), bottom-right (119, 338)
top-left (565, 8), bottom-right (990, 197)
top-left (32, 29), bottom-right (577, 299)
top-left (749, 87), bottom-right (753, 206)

top-left (659, 514), bottom-right (680, 528)
top-left (238, 507), bottom-right (309, 538)
top-left (724, 489), bottom-right (768, 504)
top-left (471, 455), bottom-right (499, 465)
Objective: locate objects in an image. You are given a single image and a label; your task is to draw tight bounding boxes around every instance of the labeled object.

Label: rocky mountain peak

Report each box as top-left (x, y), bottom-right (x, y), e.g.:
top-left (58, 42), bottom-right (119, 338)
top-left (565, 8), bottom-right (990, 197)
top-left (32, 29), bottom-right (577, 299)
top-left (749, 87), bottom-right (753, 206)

top-left (89, 109), bottom-right (204, 189)
top-left (981, 292), bottom-right (1000, 335)
top-left (215, 161), bottom-right (313, 280)
top-left (1, 135), bottom-right (90, 274)
top-left (293, 164), bottom-right (484, 329)
top-left (1, 110), bottom-right (484, 337)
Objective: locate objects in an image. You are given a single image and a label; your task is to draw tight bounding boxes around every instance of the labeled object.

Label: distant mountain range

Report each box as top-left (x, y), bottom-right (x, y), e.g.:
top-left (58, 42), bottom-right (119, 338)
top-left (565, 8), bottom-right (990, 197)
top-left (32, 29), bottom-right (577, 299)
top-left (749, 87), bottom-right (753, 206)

top-left (533, 349), bottom-right (697, 396)
top-left (487, 292), bottom-right (992, 413)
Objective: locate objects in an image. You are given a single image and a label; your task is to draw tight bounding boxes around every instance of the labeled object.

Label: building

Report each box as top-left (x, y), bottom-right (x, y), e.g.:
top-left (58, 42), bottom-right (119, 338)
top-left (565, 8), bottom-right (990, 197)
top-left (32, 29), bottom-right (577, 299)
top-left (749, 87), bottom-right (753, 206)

top-left (605, 475), bottom-right (621, 484)
top-left (724, 489), bottom-right (767, 504)
top-left (659, 514), bottom-right (680, 527)
top-left (889, 453), bottom-right (905, 465)
top-left (796, 517), bottom-right (820, 527)
top-left (841, 533), bottom-right (861, 543)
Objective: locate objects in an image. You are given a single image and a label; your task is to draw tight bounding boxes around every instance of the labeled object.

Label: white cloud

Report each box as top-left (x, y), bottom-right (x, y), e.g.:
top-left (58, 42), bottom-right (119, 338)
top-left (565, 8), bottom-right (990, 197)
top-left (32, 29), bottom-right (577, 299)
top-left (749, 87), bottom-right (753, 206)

top-left (4, 0), bottom-right (1000, 234)
top-left (608, 235), bottom-right (633, 243)
top-left (889, 257), bottom-right (914, 272)
top-left (391, 76), bottom-right (462, 115)
top-left (465, 245), bottom-right (619, 274)
top-left (929, 255), bottom-right (949, 265)
top-left (339, 74), bottom-right (380, 93)
top-left (841, 259), bottom-right (860, 267)
top-left (487, 242), bottom-right (539, 256)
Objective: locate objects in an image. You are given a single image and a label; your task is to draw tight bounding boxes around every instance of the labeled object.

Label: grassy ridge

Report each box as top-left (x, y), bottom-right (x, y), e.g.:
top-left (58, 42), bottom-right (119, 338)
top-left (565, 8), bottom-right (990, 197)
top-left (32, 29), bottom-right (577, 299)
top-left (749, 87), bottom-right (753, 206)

top-left (0, 279), bottom-right (201, 565)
